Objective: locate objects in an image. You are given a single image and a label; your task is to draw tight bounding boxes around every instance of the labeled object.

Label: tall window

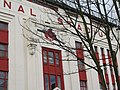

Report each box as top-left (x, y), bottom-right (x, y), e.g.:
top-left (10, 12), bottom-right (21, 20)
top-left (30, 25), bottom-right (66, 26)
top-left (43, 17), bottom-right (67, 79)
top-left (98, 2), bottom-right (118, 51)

top-left (75, 41), bottom-right (87, 90)
top-left (0, 21), bottom-right (8, 90)
top-left (75, 42), bottom-right (85, 71)
top-left (42, 47), bottom-right (64, 90)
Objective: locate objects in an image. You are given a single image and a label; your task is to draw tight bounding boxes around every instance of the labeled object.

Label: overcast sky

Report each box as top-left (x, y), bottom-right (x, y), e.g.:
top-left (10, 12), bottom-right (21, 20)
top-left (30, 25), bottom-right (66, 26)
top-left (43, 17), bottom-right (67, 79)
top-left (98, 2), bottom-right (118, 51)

top-left (59, 0), bottom-right (119, 25)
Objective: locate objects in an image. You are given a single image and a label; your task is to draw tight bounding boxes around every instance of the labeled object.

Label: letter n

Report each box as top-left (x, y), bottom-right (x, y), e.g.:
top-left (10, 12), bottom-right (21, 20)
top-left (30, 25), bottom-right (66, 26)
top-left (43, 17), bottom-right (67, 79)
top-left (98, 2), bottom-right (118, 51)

top-left (4, 0), bottom-right (11, 9)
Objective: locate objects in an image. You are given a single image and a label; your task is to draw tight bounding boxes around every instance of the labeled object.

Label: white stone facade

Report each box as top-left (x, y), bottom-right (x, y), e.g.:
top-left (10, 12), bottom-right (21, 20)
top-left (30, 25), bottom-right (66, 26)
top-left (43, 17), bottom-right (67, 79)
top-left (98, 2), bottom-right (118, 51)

top-left (0, 0), bottom-right (119, 90)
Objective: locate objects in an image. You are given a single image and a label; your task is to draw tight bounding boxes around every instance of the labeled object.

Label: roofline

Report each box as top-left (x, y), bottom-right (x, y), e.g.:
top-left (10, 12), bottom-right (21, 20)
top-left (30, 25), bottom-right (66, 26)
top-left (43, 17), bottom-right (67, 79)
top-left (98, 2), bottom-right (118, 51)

top-left (30, 0), bottom-right (118, 27)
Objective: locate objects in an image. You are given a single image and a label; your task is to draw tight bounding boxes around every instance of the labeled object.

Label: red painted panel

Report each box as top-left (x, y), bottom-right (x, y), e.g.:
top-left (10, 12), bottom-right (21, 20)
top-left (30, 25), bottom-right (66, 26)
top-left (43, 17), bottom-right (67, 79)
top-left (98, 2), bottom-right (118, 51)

top-left (0, 59), bottom-right (8, 71)
top-left (116, 58), bottom-right (118, 67)
top-left (111, 74), bottom-right (115, 84)
top-left (105, 74), bottom-right (109, 83)
top-left (102, 54), bottom-right (106, 64)
top-left (95, 52), bottom-right (99, 62)
top-left (76, 49), bottom-right (84, 60)
top-left (0, 31), bottom-right (8, 44)
top-left (42, 47), bottom-right (64, 90)
top-left (79, 71), bottom-right (87, 80)
top-left (75, 42), bottom-right (87, 81)
top-left (56, 68), bottom-right (62, 74)
top-left (98, 74), bottom-right (101, 82)
top-left (108, 53), bottom-right (112, 65)
top-left (49, 66), bottom-right (56, 74)
top-left (43, 66), bottom-right (49, 73)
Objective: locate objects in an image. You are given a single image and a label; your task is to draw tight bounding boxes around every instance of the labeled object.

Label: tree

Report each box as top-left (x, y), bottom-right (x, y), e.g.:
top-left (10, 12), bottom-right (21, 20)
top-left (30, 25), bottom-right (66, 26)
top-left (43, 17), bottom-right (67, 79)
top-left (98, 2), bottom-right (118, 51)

top-left (22, 0), bottom-right (120, 90)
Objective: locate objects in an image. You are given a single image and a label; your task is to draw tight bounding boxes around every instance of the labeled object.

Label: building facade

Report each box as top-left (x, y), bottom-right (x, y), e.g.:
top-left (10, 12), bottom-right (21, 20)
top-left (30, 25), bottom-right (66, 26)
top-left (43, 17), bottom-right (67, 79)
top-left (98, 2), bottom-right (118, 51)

top-left (0, 0), bottom-right (120, 90)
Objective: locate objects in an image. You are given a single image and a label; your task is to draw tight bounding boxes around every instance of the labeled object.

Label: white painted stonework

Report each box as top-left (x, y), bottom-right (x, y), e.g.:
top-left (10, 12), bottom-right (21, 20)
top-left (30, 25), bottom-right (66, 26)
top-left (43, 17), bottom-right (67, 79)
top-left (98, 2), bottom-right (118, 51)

top-left (0, 0), bottom-right (119, 90)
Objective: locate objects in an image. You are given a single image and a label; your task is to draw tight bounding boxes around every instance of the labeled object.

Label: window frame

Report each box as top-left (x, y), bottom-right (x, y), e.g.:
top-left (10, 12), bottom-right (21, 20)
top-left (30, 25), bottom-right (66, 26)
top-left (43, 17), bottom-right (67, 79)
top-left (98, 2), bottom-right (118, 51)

top-left (42, 47), bottom-right (61, 66)
top-left (42, 47), bottom-right (64, 90)
top-left (0, 21), bottom-right (9, 90)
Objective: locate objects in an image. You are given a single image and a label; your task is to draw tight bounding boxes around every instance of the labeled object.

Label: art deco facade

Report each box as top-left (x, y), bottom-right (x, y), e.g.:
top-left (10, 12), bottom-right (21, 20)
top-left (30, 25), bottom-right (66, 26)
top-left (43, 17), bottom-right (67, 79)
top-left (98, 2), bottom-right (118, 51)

top-left (0, 0), bottom-right (120, 90)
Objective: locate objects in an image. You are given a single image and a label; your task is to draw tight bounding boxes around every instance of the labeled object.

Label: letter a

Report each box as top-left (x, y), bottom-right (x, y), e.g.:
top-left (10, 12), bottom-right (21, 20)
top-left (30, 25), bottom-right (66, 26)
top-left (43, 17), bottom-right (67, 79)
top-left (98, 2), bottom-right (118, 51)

top-left (18, 5), bottom-right (24, 13)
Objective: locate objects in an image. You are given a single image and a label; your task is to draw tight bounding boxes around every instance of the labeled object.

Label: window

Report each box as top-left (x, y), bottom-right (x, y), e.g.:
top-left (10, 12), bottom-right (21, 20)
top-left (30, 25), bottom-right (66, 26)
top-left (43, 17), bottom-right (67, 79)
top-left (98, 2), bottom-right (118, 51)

top-left (101, 48), bottom-right (104, 54)
top-left (48, 51), bottom-right (54, 64)
top-left (44, 74), bottom-right (49, 90)
top-left (78, 61), bottom-right (85, 71)
top-left (113, 84), bottom-right (116, 90)
top-left (0, 21), bottom-right (8, 90)
top-left (94, 46), bottom-right (99, 62)
top-left (99, 83), bottom-right (102, 90)
top-left (0, 44), bottom-right (8, 58)
top-left (99, 83), bottom-right (109, 90)
top-left (42, 47), bottom-right (64, 90)
top-left (75, 42), bottom-right (85, 71)
top-left (0, 71), bottom-right (8, 90)
top-left (94, 46), bottom-right (98, 52)
top-left (80, 81), bottom-right (87, 90)
top-left (75, 41), bottom-right (82, 49)
top-left (43, 51), bottom-right (47, 63)
top-left (0, 22), bottom-right (8, 30)
top-left (43, 48), bottom-right (60, 65)
top-left (55, 53), bottom-right (60, 65)
top-left (103, 65), bottom-right (107, 74)
top-left (57, 76), bottom-right (61, 89)
top-left (75, 42), bottom-right (87, 88)
top-left (110, 66), bottom-right (113, 74)
top-left (107, 83), bottom-right (109, 90)
top-left (44, 74), bottom-right (62, 90)
top-left (101, 48), bottom-right (106, 64)
top-left (50, 75), bottom-right (56, 90)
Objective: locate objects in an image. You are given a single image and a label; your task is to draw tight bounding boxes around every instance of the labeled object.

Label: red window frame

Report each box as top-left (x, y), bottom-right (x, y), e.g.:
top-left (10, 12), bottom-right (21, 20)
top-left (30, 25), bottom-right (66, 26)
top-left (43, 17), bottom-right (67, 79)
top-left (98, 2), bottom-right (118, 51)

top-left (75, 41), bottom-right (87, 89)
top-left (0, 21), bottom-right (8, 90)
top-left (42, 47), bottom-right (64, 90)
